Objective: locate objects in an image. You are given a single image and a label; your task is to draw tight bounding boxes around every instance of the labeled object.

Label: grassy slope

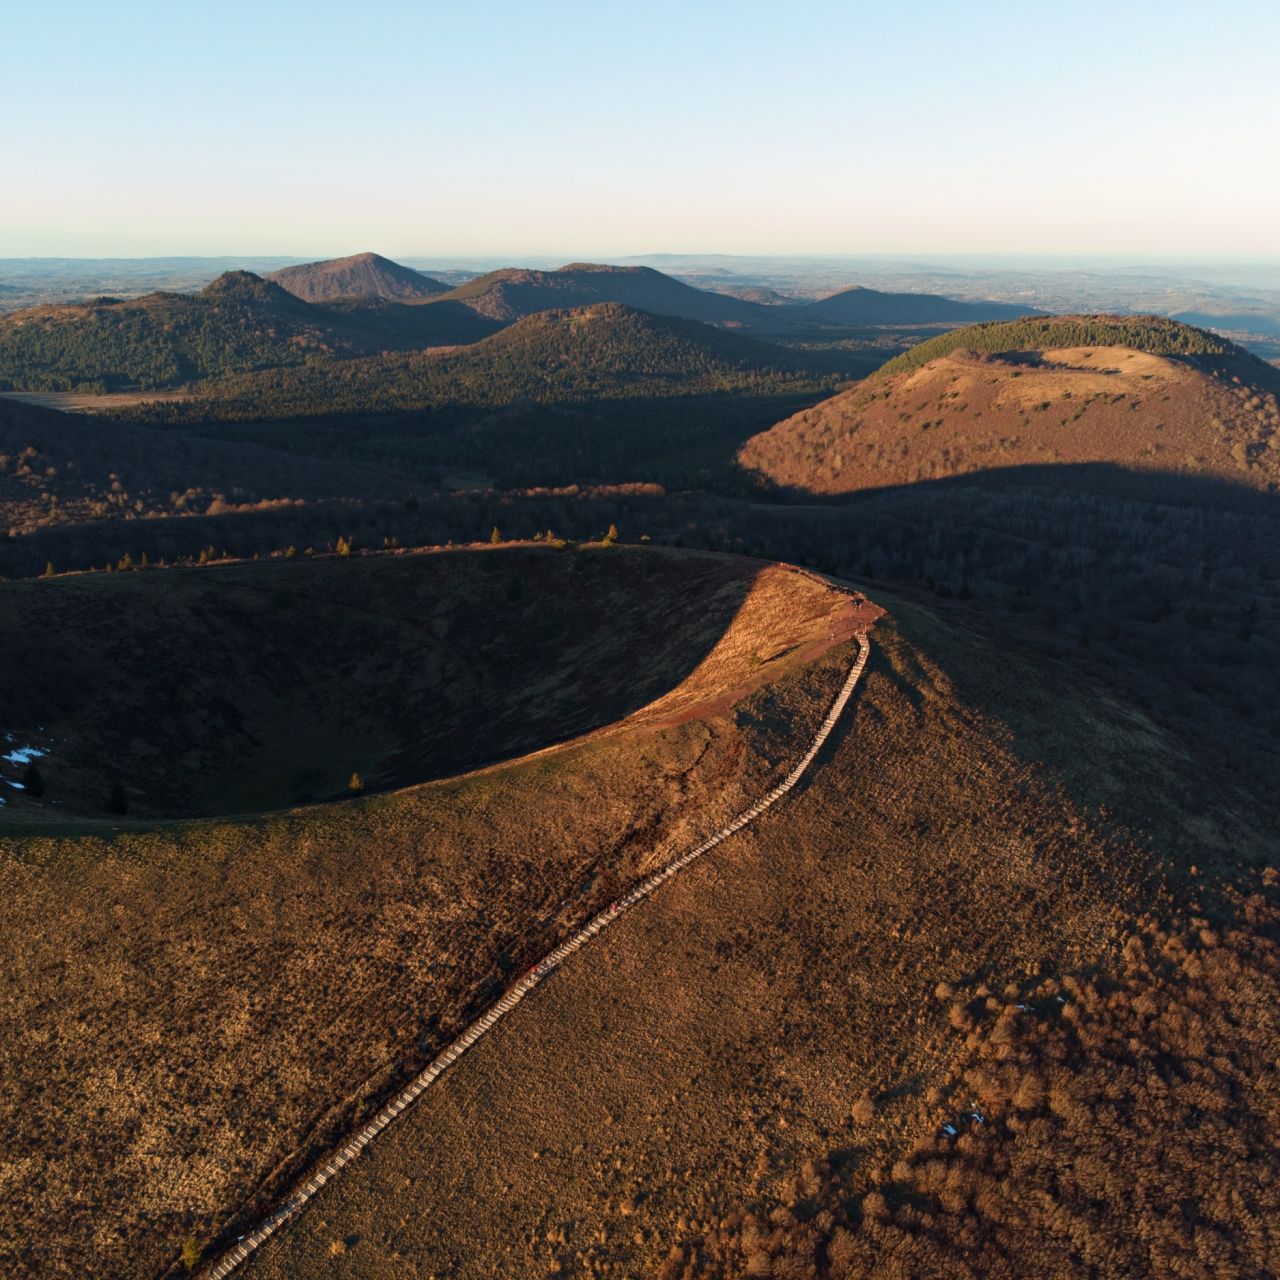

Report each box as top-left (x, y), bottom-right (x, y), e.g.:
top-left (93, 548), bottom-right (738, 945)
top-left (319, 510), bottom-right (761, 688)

top-left (873, 314), bottom-right (1243, 377)
top-left (0, 549), bottom-right (859, 1279)
top-left (739, 316), bottom-right (1280, 495)
top-left (239, 595), bottom-right (1195, 1279)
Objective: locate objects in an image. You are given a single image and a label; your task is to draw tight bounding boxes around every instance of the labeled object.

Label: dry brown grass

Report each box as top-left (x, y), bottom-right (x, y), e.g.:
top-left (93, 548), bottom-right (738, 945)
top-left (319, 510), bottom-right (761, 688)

top-left (235, 598), bottom-right (1163, 1280)
top-left (739, 345), bottom-right (1280, 493)
top-left (0, 548), bottom-right (858, 1278)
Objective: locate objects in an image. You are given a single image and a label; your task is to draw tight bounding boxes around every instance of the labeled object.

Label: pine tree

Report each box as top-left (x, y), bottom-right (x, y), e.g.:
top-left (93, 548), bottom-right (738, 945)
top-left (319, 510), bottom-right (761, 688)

top-left (348, 771), bottom-right (364, 793)
top-left (21, 763), bottom-right (45, 797)
top-left (604, 522), bottom-right (620, 545)
top-left (42, 561), bottom-right (55, 578)
top-left (490, 526), bottom-right (502, 545)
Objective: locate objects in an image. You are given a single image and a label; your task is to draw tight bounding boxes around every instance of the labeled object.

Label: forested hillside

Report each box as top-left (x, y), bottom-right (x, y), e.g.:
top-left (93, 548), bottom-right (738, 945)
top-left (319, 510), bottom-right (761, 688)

top-left (430, 263), bottom-right (793, 331)
top-left (0, 272), bottom-right (487, 392)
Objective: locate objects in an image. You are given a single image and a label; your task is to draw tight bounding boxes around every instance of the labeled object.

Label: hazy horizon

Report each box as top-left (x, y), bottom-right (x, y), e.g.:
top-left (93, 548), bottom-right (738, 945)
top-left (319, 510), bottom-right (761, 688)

top-left (6, 0), bottom-right (1278, 259)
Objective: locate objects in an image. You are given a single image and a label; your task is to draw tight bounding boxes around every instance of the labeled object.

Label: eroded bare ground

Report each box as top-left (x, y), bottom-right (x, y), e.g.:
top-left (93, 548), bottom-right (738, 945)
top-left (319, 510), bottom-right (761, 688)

top-left (238, 602), bottom-right (1158, 1280)
top-left (0, 551), bottom-right (862, 1279)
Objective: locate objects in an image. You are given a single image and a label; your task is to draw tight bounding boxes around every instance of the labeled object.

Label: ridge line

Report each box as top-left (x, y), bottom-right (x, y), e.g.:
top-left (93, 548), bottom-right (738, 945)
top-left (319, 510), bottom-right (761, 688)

top-left (201, 622), bottom-right (871, 1279)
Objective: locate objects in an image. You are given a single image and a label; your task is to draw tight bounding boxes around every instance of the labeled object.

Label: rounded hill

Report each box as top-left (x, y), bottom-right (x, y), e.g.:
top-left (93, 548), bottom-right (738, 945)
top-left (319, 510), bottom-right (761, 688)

top-left (430, 263), bottom-right (792, 331)
top-left (267, 252), bottom-right (449, 302)
top-left (739, 314), bottom-right (1280, 495)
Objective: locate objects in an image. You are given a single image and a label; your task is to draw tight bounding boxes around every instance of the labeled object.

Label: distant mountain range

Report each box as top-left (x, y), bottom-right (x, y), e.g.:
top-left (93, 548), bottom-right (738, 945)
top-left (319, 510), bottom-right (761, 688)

top-left (793, 284), bottom-right (1035, 325)
top-left (429, 263), bottom-right (788, 331)
top-left (268, 252), bottom-right (449, 302)
top-left (0, 253), bottom-right (1043, 394)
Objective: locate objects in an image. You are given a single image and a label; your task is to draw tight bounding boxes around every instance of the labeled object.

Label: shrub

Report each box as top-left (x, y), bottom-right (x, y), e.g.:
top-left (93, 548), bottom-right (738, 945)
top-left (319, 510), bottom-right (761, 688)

top-left (180, 1236), bottom-right (202, 1271)
top-left (348, 771), bottom-right (364, 793)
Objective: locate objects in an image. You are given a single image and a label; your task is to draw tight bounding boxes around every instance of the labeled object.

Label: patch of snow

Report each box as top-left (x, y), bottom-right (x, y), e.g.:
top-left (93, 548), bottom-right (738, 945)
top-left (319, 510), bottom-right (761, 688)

top-left (941, 1123), bottom-right (958, 1137)
top-left (2, 744), bottom-right (46, 766)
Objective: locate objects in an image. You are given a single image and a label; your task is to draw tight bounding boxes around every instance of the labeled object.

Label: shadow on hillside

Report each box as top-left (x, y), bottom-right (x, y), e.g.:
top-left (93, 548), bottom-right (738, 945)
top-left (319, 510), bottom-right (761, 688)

top-left (0, 547), bottom-right (771, 821)
top-left (181, 390), bottom-right (832, 490)
top-left (744, 458), bottom-right (1279, 512)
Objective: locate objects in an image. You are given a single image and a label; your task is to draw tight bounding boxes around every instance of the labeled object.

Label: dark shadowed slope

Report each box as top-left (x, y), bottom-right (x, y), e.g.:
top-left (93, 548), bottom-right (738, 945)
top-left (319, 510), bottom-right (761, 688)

top-left (740, 314), bottom-right (1280, 495)
top-left (267, 252), bottom-right (450, 302)
top-left (0, 394), bottom-right (410, 536)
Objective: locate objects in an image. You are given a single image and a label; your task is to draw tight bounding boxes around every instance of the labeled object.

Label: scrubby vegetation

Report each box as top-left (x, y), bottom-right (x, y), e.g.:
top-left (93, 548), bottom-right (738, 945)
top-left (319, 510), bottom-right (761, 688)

top-left (740, 318), bottom-right (1280, 495)
top-left (680, 877), bottom-right (1280, 1279)
top-left (0, 394), bottom-right (410, 538)
top-left (875, 314), bottom-right (1242, 379)
top-left (239, 606), bottom-right (1199, 1280)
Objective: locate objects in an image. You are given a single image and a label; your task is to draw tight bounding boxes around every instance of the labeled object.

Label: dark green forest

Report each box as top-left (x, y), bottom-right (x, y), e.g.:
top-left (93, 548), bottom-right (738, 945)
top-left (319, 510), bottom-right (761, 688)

top-left (875, 314), bottom-right (1248, 378)
top-left (0, 273), bottom-right (496, 392)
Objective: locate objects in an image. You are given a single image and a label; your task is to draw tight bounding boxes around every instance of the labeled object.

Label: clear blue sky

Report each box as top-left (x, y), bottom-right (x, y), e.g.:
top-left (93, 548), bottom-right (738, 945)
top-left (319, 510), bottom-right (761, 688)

top-left (4, 0), bottom-right (1277, 257)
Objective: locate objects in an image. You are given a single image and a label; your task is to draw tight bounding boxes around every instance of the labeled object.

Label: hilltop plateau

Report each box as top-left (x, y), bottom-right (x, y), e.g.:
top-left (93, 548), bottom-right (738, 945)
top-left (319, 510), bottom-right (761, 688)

top-left (739, 315), bottom-right (1280, 495)
top-left (267, 252), bottom-right (449, 302)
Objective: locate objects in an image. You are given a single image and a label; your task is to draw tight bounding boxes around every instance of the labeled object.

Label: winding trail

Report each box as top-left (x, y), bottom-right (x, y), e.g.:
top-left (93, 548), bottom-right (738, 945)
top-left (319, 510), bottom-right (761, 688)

top-left (203, 624), bottom-right (872, 1279)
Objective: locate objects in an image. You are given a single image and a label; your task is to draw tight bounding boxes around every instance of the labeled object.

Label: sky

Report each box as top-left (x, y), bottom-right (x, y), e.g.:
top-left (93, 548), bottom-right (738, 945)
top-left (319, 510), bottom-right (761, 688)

top-left (3, 0), bottom-right (1278, 258)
